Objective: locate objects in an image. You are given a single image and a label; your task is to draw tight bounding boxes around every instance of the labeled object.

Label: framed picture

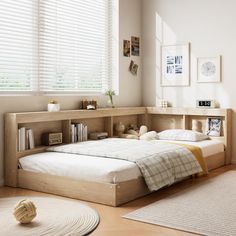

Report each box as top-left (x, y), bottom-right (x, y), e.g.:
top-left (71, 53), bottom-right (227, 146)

top-left (197, 56), bottom-right (221, 83)
top-left (129, 60), bottom-right (138, 75)
top-left (161, 43), bottom-right (190, 86)
top-left (123, 40), bottom-right (130, 57)
top-left (205, 117), bottom-right (221, 137)
top-left (131, 36), bottom-right (140, 56)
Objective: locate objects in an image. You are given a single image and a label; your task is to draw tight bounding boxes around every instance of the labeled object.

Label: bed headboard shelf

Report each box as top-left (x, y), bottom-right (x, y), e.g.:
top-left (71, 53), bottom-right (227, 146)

top-left (5, 106), bottom-right (232, 187)
top-left (146, 107), bottom-right (232, 166)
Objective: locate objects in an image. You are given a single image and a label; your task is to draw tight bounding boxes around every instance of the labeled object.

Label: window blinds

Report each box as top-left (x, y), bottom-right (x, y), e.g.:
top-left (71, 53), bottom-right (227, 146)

top-left (0, 0), bottom-right (118, 93)
top-left (39, 0), bottom-right (114, 93)
top-left (0, 0), bottom-right (38, 92)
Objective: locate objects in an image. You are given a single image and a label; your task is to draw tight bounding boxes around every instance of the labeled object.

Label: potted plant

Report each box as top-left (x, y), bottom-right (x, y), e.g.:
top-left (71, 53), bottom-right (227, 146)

top-left (47, 100), bottom-right (60, 112)
top-left (105, 90), bottom-right (115, 108)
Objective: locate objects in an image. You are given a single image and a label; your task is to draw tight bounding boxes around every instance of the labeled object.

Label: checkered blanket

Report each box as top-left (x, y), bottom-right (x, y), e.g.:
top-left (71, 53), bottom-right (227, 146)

top-left (48, 138), bottom-right (202, 191)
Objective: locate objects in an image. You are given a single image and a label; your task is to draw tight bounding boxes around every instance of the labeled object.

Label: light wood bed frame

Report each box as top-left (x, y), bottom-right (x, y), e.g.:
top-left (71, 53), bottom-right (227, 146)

top-left (4, 107), bottom-right (232, 206)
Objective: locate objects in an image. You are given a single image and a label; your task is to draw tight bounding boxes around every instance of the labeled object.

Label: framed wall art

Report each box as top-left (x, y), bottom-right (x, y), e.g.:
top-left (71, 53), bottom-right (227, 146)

top-left (161, 43), bottom-right (190, 86)
top-left (197, 56), bottom-right (221, 83)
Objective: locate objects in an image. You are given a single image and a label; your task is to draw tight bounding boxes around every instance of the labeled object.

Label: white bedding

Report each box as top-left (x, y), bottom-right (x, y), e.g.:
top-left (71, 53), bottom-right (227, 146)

top-left (19, 139), bottom-right (224, 184)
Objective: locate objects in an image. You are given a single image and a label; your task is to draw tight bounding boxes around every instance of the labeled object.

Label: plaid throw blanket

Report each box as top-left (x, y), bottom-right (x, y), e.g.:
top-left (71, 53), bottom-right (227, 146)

top-left (48, 138), bottom-right (202, 191)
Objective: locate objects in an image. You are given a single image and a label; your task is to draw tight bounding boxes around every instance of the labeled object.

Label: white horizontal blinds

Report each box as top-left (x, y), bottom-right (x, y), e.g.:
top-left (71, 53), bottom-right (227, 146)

top-left (39, 0), bottom-right (111, 93)
top-left (0, 0), bottom-right (38, 92)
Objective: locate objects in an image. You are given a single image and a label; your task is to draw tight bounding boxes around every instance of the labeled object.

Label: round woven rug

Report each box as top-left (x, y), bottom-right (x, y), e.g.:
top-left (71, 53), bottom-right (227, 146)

top-left (0, 197), bottom-right (99, 236)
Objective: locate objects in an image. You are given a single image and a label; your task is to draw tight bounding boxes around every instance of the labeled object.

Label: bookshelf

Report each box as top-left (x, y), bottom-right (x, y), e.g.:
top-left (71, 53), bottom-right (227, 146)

top-left (5, 107), bottom-right (147, 186)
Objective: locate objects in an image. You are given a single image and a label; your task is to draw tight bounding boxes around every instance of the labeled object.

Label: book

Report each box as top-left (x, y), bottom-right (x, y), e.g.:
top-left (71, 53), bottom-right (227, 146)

top-left (71, 124), bottom-right (75, 143)
top-left (28, 129), bottom-right (35, 149)
top-left (18, 127), bottom-right (26, 151)
top-left (83, 125), bottom-right (88, 141)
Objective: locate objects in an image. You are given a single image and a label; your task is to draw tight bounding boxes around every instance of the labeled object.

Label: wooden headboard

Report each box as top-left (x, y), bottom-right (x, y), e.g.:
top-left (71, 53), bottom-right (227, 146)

top-left (4, 106), bottom-right (232, 187)
top-left (146, 107), bottom-right (232, 165)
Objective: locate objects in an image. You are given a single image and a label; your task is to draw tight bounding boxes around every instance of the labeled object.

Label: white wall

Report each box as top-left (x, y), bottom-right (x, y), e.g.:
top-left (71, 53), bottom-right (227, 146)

top-left (0, 0), bottom-right (142, 186)
top-left (142, 0), bottom-right (236, 162)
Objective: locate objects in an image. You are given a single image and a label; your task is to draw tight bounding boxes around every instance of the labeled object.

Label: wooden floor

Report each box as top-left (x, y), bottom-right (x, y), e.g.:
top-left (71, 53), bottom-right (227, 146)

top-left (1, 165), bottom-right (235, 236)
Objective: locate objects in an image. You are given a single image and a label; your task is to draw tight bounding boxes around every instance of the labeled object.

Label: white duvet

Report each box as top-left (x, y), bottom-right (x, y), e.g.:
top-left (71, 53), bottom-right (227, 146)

top-left (47, 138), bottom-right (202, 191)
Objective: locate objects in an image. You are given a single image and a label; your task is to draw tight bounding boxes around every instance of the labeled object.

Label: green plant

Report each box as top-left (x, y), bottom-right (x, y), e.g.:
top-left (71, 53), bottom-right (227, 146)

top-left (105, 90), bottom-right (115, 108)
top-left (48, 99), bottom-right (58, 104)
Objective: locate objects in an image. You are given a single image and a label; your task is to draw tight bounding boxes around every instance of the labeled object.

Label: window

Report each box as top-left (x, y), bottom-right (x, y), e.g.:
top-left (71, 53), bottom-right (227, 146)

top-left (0, 0), bottom-right (118, 94)
top-left (0, 0), bottom-right (38, 92)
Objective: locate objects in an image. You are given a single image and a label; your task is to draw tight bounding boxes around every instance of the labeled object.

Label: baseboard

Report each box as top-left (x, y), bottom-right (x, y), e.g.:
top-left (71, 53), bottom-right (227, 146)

top-left (0, 178), bottom-right (4, 187)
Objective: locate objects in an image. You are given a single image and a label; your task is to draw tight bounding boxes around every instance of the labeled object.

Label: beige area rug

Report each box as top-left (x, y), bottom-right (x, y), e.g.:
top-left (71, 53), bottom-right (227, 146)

top-left (124, 171), bottom-right (236, 236)
top-left (0, 197), bottom-right (99, 236)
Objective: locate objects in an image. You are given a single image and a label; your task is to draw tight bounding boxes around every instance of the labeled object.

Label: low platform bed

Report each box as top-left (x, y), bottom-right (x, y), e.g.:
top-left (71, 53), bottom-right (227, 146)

top-left (5, 107), bottom-right (232, 206)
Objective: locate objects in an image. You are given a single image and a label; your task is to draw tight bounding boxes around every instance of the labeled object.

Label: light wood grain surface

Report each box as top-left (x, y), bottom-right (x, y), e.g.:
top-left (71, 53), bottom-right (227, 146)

top-left (1, 165), bottom-right (235, 236)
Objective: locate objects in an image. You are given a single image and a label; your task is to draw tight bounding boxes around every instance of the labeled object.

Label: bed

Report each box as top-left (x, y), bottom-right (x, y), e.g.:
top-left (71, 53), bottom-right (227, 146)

top-left (18, 138), bottom-right (225, 206)
top-left (19, 139), bottom-right (224, 184)
top-left (4, 107), bottom-right (232, 206)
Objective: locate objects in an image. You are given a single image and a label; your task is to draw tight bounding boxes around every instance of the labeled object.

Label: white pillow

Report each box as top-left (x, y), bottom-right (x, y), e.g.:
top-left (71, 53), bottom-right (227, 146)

top-left (157, 129), bottom-right (209, 142)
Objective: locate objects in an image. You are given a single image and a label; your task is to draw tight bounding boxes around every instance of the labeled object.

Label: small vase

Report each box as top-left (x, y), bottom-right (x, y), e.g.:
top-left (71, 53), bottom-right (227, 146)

top-left (47, 103), bottom-right (60, 112)
top-left (107, 97), bottom-right (115, 108)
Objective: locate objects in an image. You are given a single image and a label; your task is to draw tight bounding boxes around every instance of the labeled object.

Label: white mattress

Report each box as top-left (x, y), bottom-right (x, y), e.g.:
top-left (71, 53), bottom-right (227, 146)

top-left (19, 139), bottom-right (224, 184)
top-left (159, 139), bottom-right (224, 157)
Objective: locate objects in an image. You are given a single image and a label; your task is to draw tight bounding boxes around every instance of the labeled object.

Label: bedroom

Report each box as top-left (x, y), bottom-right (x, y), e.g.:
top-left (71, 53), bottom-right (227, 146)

top-left (0, 0), bottom-right (236, 235)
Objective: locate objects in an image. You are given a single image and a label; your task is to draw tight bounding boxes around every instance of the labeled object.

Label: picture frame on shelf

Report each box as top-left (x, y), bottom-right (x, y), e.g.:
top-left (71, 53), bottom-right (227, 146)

top-left (205, 117), bottom-right (221, 137)
top-left (197, 56), bottom-right (221, 83)
top-left (161, 43), bottom-right (190, 87)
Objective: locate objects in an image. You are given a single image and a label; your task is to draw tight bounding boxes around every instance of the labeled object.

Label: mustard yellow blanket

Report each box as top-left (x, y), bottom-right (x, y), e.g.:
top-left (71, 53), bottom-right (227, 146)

top-left (174, 143), bottom-right (208, 176)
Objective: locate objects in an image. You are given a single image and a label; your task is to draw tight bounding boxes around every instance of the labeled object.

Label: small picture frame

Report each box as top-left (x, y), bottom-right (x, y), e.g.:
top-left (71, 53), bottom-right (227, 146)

top-left (129, 60), bottom-right (138, 75)
top-left (197, 56), bottom-right (221, 83)
top-left (131, 36), bottom-right (140, 56)
top-left (123, 40), bottom-right (130, 57)
top-left (205, 117), bottom-right (221, 137)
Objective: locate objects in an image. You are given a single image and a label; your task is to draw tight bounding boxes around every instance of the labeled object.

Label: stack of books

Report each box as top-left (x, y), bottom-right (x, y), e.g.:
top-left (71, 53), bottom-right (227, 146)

top-left (18, 127), bottom-right (35, 151)
top-left (71, 123), bottom-right (88, 143)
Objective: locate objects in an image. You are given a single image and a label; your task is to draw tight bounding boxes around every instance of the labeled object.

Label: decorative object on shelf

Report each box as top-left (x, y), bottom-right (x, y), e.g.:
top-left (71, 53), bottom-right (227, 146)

top-left (197, 56), bottom-right (221, 83)
top-left (115, 122), bottom-right (126, 136)
top-left (161, 43), bottom-right (190, 87)
top-left (159, 99), bottom-right (168, 108)
top-left (86, 104), bottom-right (96, 110)
top-left (205, 117), bottom-right (221, 137)
top-left (80, 100), bottom-right (97, 110)
top-left (123, 40), bottom-right (130, 57)
top-left (48, 100), bottom-right (60, 112)
top-left (89, 132), bottom-right (108, 140)
top-left (131, 36), bottom-right (140, 56)
top-left (192, 119), bottom-right (202, 132)
top-left (196, 100), bottom-right (216, 108)
top-left (127, 124), bottom-right (139, 132)
top-left (117, 124), bottom-right (157, 141)
top-left (42, 132), bottom-right (63, 146)
top-left (105, 89), bottom-right (115, 108)
top-left (14, 199), bottom-right (37, 224)
top-left (129, 60), bottom-right (139, 75)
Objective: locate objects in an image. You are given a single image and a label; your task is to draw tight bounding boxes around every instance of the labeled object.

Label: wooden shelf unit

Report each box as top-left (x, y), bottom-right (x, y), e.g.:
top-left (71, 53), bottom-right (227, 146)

top-left (146, 107), bottom-right (232, 165)
top-left (4, 106), bottom-right (232, 206)
top-left (5, 107), bottom-right (147, 187)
